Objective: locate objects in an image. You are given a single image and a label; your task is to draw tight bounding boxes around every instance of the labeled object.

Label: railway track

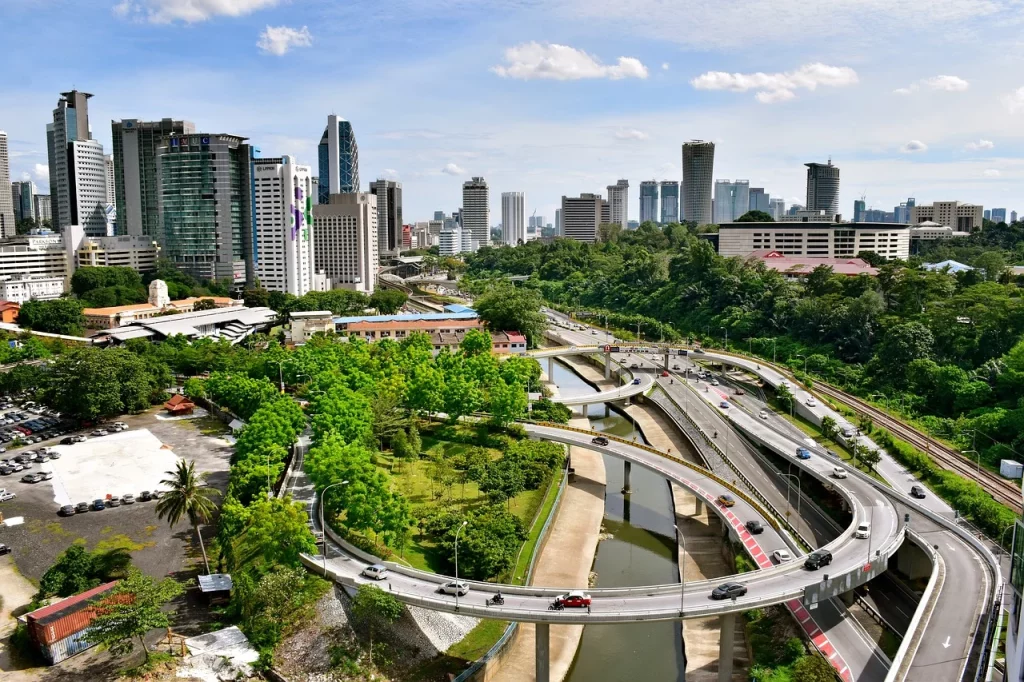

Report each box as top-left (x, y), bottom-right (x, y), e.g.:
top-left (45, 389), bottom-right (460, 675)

top-left (815, 382), bottom-right (1023, 513)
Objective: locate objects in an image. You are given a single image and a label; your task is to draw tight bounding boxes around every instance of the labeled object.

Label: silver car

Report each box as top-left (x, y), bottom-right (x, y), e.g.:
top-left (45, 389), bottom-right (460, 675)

top-left (438, 580), bottom-right (469, 596)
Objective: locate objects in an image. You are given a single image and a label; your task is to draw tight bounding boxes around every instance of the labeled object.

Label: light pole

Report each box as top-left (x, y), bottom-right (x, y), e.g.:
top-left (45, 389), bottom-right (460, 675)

top-left (771, 338), bottom-right (777, 364)
top-left (869, 393), bottom-right (889, 410)
top-left (1000, 523), bottom-right (1016, 560)
top-left (795, 353), bottom-right (807, 375)
top-left (319, 480), bottom-right (350, 576)
top-left (673, 524), bottom-right (686, 624)
top-left (721, 327), bottom-right (728, 350)
top-left (272, 359), bottom-right (286, 393)
top-left (454, 520), bottom-right (468, 611)
top-left (964, 449), bottom-right (980, 474)
top-left (780, 472), bottom-right (801, 518)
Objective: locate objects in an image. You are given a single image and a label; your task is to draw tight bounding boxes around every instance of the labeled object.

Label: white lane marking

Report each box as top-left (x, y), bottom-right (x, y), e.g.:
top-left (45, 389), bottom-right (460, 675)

top-left (942, 636), bottom-right (951, 648)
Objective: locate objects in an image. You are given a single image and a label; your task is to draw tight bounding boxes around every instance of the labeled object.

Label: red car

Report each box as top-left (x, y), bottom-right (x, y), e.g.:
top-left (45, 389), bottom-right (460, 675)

top-left (555, 591), bottom-right (592, 608)
top-left (661, 370), bottom-right (669, 377)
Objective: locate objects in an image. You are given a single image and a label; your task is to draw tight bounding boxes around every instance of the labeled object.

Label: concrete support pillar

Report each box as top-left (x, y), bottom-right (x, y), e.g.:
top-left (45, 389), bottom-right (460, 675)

top-left (839, 590), bottom-right (855, 607)
top-left (535, 622), bottom-right (550, 682)
top-left (622, 460), bottom-right (632, 494)
top-left (547, 357), bottom-right (554, 381)
top-left (665, 351), bottom-right (670, 371)
top-left (604, 404), bottom-right (610, 418)
top-left (604, 350), bottom-right (611, 379)
top-left (694, 498), bottom-right (703, 516)
top-left (718, 612), bottom-right (735, 682)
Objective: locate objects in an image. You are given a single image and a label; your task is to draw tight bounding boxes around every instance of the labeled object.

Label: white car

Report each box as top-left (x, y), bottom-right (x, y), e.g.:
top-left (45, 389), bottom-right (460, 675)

top-left (438, 580), bottom-right (469, 596)
top-left (710, 379), bottom-right (720, 386)
top-left (855, 522), bottom-right (871, 539)
top-left (805, 397), bottom-right (817, 407)
top-left (771, 549), bottom-right (792, 563)
top-left (832, 466), bottom-right (847, 479)
top-left (0, 491), bottom-right (15, 502)
top-left (758, 410), bottom-right (769, 420)
top-left (361, 564), bottom-right (389, 580)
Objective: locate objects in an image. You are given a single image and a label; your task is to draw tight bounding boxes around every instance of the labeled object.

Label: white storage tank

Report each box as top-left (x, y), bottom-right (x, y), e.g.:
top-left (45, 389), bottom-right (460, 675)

top-left (1000, 459), bottom-right (1023, 479)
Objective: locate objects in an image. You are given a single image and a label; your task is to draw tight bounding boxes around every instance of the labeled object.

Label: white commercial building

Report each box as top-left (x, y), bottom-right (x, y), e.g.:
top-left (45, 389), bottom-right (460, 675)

top-left (439, 227), bottom-right (462, 256)
top-left (0, 132), bottom-right (15, 238)
top-left (769, 197), bottom-right (786, 221)
top-left (0, 275), bottom-right (66, 303)
top-left (313, 193), bottom-right (378, 295)
top-left (713, 180), bottom-right (750, 224)
top-left (0, 233), bottom-right (67, 282)
top-left (462, 177), bottom-right (489, 248)
top-left (253, 157), bottom-right (317, 296)
top-left (718, 221), bottom-right (910, 261)
top-left (70, 139), bottom-right (110, 237)
top-left (909, 201), bottom-right (984, 232)
top-left (74, 234), bottom-right (160, 271)
top-left (502, 191), bottom-right (525, 245)
top-left (104, 154), bottom-right (116, 206)
top-left (561, 193), bottom-right (603, 243)
top-left (607, 179), bottom-right (629, 229)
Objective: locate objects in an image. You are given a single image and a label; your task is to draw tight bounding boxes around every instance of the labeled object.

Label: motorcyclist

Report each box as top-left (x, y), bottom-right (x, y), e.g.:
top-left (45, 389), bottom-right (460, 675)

top-left (714, 431), bottom-right (718, 438)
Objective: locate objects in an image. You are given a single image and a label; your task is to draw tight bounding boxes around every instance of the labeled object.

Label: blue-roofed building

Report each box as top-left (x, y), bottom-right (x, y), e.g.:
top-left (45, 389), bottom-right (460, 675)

top-left (923, 260), bottom-right (974, 273)
top-left (443, 304), bottom-right (475, 314)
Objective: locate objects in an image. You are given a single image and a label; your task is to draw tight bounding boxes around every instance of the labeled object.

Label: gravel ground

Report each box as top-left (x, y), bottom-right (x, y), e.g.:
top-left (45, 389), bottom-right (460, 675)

top-left (405, 607), bottom-right (478, 653)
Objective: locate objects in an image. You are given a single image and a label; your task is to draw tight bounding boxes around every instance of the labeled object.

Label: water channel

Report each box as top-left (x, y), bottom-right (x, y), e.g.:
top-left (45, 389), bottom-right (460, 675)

top-left (548, 359), bottom-right (687, 682)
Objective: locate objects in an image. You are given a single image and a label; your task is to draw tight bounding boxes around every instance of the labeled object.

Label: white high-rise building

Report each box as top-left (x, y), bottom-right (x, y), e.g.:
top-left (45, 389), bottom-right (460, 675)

top-left (769, 197), bottom-right (786, 221)
top-left (682, 140), bottom-right (715, 225)
top-left (69, 139), bottom-right (110, 237)
top-left (555, 209), bottom-right (562, 236)
top-left (462, 177), bottom-right (489, 247)
top-left (313, 192), bottom-right (378, 295)
top-left (607, 179), bottom-right (629, 229)
top-left (49, 90), bottom-right (93, 231)
top-left (713, 179), bottom-right (750, 224)
top-left (805, 160), bottom-right (840, 217)
top-left (502, 192), bottom-right (525, 245)
top-left (104, 154), bottom-right (116, 207)
top-left (253, 157), bottom-right (316, 296)
top-left (561, 193), bottom-right (603, 243)
top-left (0, 132), bottom-right (15, 237)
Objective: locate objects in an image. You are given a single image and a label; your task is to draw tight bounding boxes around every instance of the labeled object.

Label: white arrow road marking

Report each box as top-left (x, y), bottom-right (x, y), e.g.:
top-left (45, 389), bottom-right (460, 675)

top-left (942, 636), bottom-right (951, 648)
top-left (946, 544), bottom-right (956, 552)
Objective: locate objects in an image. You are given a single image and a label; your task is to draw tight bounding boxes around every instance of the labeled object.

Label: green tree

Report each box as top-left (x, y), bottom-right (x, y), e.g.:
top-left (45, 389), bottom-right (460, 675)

top-left (231, 565), bottom-right (326, 653)
top-left (155, 459), bottom-right (221, 574)
top-left (350, 585), bottom-right (404, 668)
top-left (820, 415), bottom-right (838, 442)
top-left (38, 544), bottom-right (132, 599)
top-left (860, 447), bottom-right (882, 472)
top-left (479, 457), bottom-right (525, 507)
top-left (234, 496), bottom-right (317, 570)
top-left (192, 298), bottom-right (218, 311)
top-left (793, 654), bottom-right (838, 682)
top-left (488, 377), bottom-right (527, 427)
top-left (473, 283), bottom-right (547, 347)
top-left (18, 298), bottom-right (86, 335)
top-left (735, 210), bottom-right (774, 222)
top-left (974, 251), bottom-right (1007, 282)
top-left (85, 568), bottom-right (185, 663)
top-left (776, 383), bottom-right (794, 413)
top-left (459, 328), bottom-right (493, 356)
top-left (43, 347), bottom-right (160, 420)
top-left (368, 289), bottom-right (408, 314)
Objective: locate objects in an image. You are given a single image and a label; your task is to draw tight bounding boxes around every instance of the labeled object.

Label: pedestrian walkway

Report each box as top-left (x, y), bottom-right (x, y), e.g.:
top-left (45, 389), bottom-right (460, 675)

top-left (622, 401), bottom-right (701, 465)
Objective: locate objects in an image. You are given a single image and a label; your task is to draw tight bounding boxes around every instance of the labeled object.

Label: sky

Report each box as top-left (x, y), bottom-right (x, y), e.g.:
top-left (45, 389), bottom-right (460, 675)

top-left (3, 0), bottom-right (1024, 226)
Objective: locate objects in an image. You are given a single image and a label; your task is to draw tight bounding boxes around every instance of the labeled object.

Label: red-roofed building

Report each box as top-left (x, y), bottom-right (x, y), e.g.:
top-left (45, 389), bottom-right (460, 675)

top-left (748, 250), bottom-right (878, 279)
top-left (0, 300), bottom-right (19, 324)
top-left (164, 394), bottom-right (196, 415)
top-left (25, 581), bottom-right (123, 663)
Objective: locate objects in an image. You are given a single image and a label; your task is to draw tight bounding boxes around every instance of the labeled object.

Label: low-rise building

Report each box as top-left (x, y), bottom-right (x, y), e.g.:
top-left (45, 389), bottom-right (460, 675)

top-left (25, 581), bottom-right (122, 665)
top-left (74, 234), bottom-right (159, 271)
top-left (429, 330), bottom-right (527, 355)
top-left (289, 310), bottom-right (335, 344)
top-left (93, 305), bottom-right (277, 345)
top-left (718, 221), bottom-right (910, 261)
top-left (83, 281), bottom-right (240, 329)
top-left (0, 300), bottom-right (19, 323)
top-left (0, 275), bottom-right (66, 303)
top-left (340, 316), bottom-right (482, 341)
top-left (748, 250), bottom-right (878, 279)
top-left (909, 201), bottom-right (983, 232)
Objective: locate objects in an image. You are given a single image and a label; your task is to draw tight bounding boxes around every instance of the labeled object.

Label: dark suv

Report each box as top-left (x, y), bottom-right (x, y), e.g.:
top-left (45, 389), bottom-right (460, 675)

top-left (591, 436), bottom-right (609, 446)
top-left (804, 549), bottom-right (833, 570)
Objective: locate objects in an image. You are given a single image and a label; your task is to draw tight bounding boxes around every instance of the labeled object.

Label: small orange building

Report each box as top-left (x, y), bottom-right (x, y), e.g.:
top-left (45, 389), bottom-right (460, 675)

top-left (163, 394), bottom-right (195, 416)
top-left (0, 300), bottom-right (19, 324)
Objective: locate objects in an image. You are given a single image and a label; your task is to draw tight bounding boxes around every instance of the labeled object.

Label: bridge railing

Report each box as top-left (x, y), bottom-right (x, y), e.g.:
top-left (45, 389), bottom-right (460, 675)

top-left (885, 530), bottom-right (944, 682)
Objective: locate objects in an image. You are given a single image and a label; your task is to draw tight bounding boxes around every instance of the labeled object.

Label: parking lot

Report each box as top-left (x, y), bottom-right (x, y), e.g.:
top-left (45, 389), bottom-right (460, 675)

top-left (0, 406), bottom-right (234, 582)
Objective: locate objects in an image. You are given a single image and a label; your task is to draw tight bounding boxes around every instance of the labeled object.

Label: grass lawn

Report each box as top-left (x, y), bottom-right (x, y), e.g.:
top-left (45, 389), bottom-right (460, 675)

top-left (447, 619), bottom-right (510, 660)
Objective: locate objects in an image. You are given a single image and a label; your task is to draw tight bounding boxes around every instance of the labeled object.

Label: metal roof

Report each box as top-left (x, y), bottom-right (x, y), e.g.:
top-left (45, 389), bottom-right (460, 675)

top-left (197, 573), bottom-right (233, 593)
top-left (334, 311), bottom-right (478, 324)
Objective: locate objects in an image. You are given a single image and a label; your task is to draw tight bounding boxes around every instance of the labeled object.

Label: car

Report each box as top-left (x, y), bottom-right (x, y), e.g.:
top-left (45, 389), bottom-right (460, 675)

top-left (91, 430), bottom-right (108, 437)
top-left (910, 485), bottom-right (926, 499)
top-left (672, 364), bottom-right (681, 370)
top-left (438, 580), bottom-right (470, 596)
top-left (108, 497), bottom-right (121, 507)
top-left (719, 401), bottom-right (730, 409)
top-left (591, 436), bottom-right (609, 446)
top-left (711, 582), bottom-right (747, 600)
top-left (841, 427), bottom-right (855, 438)
top-left (58, 504), bottom-right (76, 516)
top-left (361, 564), bottom-right (389, 580)
top-left (554, 591), bottom-right (591, 608)
top-left (91, 499), bottom-right (106, 511)
top-left (0, 467), bottom-right (11, 476)
top-left (591, 330), bottom-right (598, 335)
top-left (661, 370), bottom-right (669, 377)
top-left (796, 448), bottom-right (811, 460)
top-left (716, 494), bottom-right (736, 508)
top-left (47, 451), bottom-right (60, 460)
top-left (855, 522), bottom-right (871, 539)
top-left (122, 493), bottom-right (135, 504)
top-left (632, 378), bottom-right (641, 385)
top-left (734, 388), bottom-right (745, 396)
top-left (41, 471), bottom-right (53, 480)
top-left (771, 549), bottom-right (793, 564)
top-left (21, 473), bottom-right (43, 483)
top-left (804, 549), bottom-right (833, 570)
top-left (805, 397), bottom-right (817, 407)
top-left (694, 348), bottom-right (704, 354)
top-left (710, 379), bottom-right (719, 386)
top-left (139, 490), bottom-right (153, 502)
top-left (75, 501), bottom-right (90, 513)
top-left (0, 543), bottom-right (9, 555)
top-left (832, 466), bottom-right (847, 479)
top-left (630, 363), bottom-right (639, 369)
top-left (745, 519), bottom-right (764, 534)
top-left (0, 492), bottom-right (15, 502)
top-left (9, 463), bottom-right (22, 472)
top-left (758, 410), bottom-right (769, 420)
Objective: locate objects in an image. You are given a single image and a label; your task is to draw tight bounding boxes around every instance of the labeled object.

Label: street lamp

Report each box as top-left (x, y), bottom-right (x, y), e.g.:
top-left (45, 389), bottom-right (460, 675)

top-left (770, 338), bottom-right (777, 364)
top-left (271, 359), bottom-right (286, 393)
top-left (454, 520), bottom-right (468, 611)
top-left (869, 393), bottom-right (889, 410)
top-left (673, 524), bottom-right (686, 624)
top-left (780, 472), bottom-right (802, 518)
top-left (320, 480), bottom-right (350, 576)
top-left (1000, 523), bottom-right (1016, 560)
top-left (964, 449), bottom-right (980, 474)
top-left (795, 353), bottom-right (808, 375)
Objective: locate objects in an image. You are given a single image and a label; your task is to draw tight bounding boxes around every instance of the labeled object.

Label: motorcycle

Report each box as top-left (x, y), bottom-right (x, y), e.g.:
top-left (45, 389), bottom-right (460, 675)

top-left (490, 593), bottom-right (505, 606)
top-left (549, 600), bottom-right (564, 611)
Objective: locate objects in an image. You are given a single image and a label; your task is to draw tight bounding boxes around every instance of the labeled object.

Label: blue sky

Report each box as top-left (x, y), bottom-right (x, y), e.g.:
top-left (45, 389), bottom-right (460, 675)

top-left (3, 0), bottom-right (1024, 224)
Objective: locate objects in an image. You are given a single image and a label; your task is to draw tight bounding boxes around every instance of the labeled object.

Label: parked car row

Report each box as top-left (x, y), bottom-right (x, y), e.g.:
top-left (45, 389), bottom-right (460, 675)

top-left (0, 448), bottom-right (62, 475)
top-left (57, 490), bottom-right (156, 516)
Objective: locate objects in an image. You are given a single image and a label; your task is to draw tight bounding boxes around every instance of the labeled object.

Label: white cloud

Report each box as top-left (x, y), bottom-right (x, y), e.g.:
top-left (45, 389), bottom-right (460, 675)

top-left (1004, 86), bottom-right (1024, 113)
top-left (983, 168), bottom-right (1001, 177)
top-left (691, 62), bottom-right (858, 103)
top-left (661, 62), bottom-right (670, 70)
top-left (900, 140), bottom-right (928, 153)
top-left (442, 162), bottom-right (466, 176)
top-left (381, 168), bottom-right (400, 180)
top-left (614, 128), bottom-right (649, 141)
top-left (492, 42), bottom-right (648, 81)
top-left (33, 164), bottom-right (48, 181)
top-left (894, 74), bottom-right (970, 94)
top-left (116, 0), bottom-right (281, 23)
top-left (965, 139), bottom-right (994, 150)
top-left (257, 25), bottom-right (312, 56)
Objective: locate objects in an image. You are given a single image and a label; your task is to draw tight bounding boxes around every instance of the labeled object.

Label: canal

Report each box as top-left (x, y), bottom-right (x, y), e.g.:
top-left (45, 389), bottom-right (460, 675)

top-left (549, 359), bottom-right (686, 682)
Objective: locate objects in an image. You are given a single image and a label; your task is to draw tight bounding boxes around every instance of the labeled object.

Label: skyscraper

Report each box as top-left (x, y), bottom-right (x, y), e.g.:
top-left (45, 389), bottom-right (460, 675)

top-left (34, 195), bottom-right (52, 224)
top-left (682, 140), bottom-right (715, 225)
top-left (462, 177), bottom-right (489, 248)
top-left (0, 132), bottom-right (14, 237)
top-left (561, 194), bottom-right (602, 243)
top-left (104, 154), bottom-right (116, 206)
top-left (639, 181), bottom-right (659, 224)
top-left (49, 90), bottom-right (93, 231)
top-left (555, 209), bottom-right (562, 236)
top-left (660, 181), bottom-right (679, 224)
top-left (769, 197), bottom-right (785, 221)
top-left (501, 191), bottom-right (525, 245)
top-left (713, 180), bottom-right (750, 224)
top-left (433, 210), bottom-right (445, 221)
top-left (984, 209), bottom-right (991, 221)
top-left (748, 187), bottom-right (770, 213)
top-left (853, 199), bottom-right (865, 223)
top-left (253, 156), bottom-right (316, 295)
top-left (805, 160), bottom-right (840, 216)
top-left (155, 132), bottom-right (255, 284)
top-left (69, 139), bottom-right (109, 236)
top-left (369, 179), bottom-right (403, 255)
top-left (318, 115), bottom-right (360, 204)
top-left (607, 179), bottom-right (629, 229)
top-left (11, 181), bottom-right (35, 223)
top-left (991, 208), bottom-right (1007, 223)
top-left (1012, 211), bottom-right (1018, 223)
top-left (111, 118), bottom-right (197, 239)
top-left (313, 193), bottom-right (378, 295)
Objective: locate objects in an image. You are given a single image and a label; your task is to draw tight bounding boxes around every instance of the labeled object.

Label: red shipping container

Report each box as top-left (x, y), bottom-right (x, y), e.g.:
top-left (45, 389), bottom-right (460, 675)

top-left (26, 581), bottom-right (120, 647)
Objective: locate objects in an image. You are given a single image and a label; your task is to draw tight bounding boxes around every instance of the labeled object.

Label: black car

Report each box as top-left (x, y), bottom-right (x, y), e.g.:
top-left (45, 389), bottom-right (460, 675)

top-left (60, 436), bottom-right (75, 445)
top-left (591, 436), bottom-right (609, 446)
top-left (138, 490), bottom-right (153, 502)
top-left (90, 499), bottom-right (106, 511)
top-left (711, 582), bottom-right (747, 600)
top-left (910, 485), bottom-right (926, 499)
top-left (0, 466), bottom-right (11, 476)
top-left (58, 505), bottom-right (76, 516)
top-left (745, 520), bottom-right (764, 535)
top-left (0, 543), bottom-right (10, 555)
top-left (75, 501), bottom-right (90, 513)
top-left (804, 549), bottom-right (833, 570)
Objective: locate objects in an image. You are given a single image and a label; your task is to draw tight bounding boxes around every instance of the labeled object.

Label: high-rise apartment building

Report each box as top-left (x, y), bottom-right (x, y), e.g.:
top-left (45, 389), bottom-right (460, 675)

top-left (69, 139), bottom-right (110, 237)
top-left (112, 118), bottom-right (197, 239)
top-left (104, 154), bottom-right (115, 206)
top-left (554, 209), bottom-right (562, 236)
top-left (561, 193), bottom-right (602, 243)
top-left (682, 140), bottom-right (715, 225)
top-left (991, 208), bottom-right (1007, 223)
top-left (607, 179), bottom-right (629, 229)
top-left (313, 193), bottom-right (378, 294)
top-left (805, 160), bottom-right (840, 217)
top-left (853, 199), bottom-right (866, 223)
top-left (639, 181), bottom-right (659, 224)
top-left (910, 201), bottom-right (984, 232)
top-left (48, 90), bottom-right (93, 231)
top-left (462, 177), bottom-right (490, 247)
top-left (1013, 211), bottom-right (1018, 223)
top-left (155, 133), bottom-right (255, 284)
top-left (433, 210), bottom-right (445, 221)
top-left (253, 157), bottom-right (316, 296)
top-left (984, 209), bottom-right (991, 221)
top-left (318, 115), bottom-right (360, 203)
top-left (713, 180), bottom-right (750, 224)
top-left (769, 197), bottom-right (786, 221)
top-left (369, 179), bottom-right (403, 255)
top-left (34, 195), bottom-right (52, 224)
top-left (748, 187), bottom-right (770, 214)
top-left (893, 198), bottom-right (915, 224)
top-left (501, 191), bottom-right (525, 245)
top-left (660, 181), bottom-right (679, 224)
top-left (11, 181), bottom-right (35, 223)
top-left (0, 132), bottom-right (15, 237)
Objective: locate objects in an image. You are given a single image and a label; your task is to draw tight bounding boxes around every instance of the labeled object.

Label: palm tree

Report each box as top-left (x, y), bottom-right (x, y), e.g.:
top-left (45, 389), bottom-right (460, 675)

top-left (155, 459), bottom-right (220, 575)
